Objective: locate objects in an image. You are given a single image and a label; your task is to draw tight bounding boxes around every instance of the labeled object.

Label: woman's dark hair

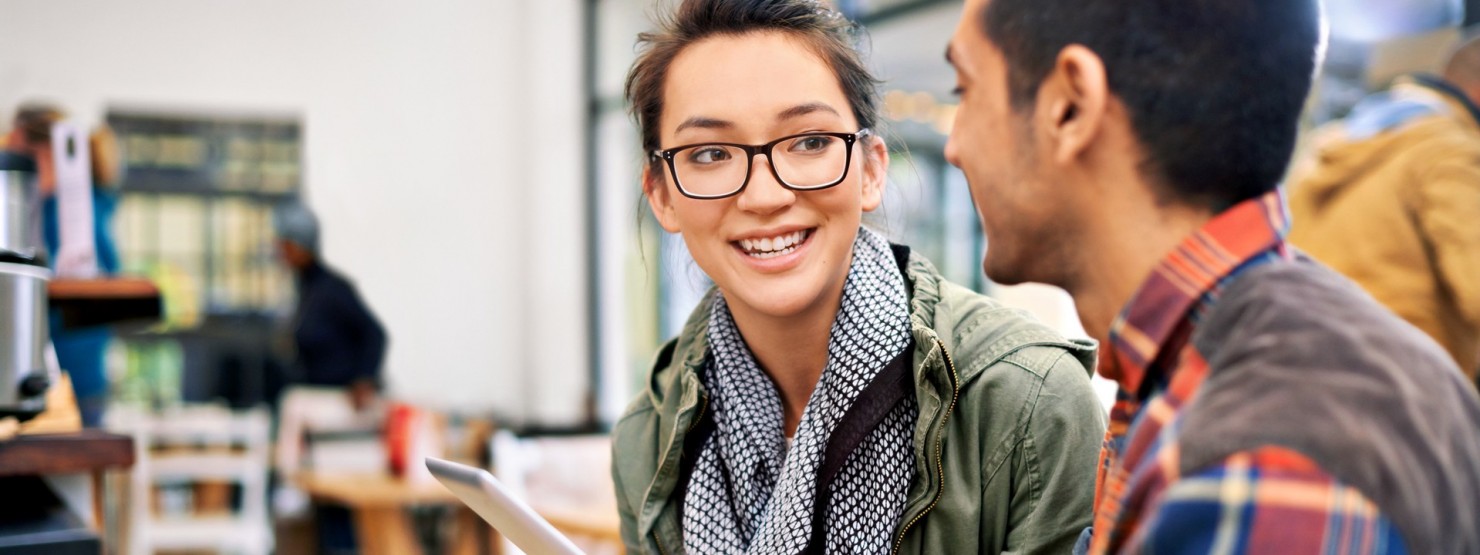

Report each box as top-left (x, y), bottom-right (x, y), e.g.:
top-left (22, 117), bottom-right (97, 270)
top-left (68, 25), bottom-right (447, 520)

top-left (625, 0), bottom-right (882, 168)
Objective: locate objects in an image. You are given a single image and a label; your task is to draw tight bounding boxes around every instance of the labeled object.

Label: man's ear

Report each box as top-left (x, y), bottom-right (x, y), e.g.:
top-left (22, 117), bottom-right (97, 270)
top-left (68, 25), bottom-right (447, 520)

top-left (1036, 45), bottom-right (1109, 164)
top-left (644, 165), bottom-right (682, 233)
top-left (859, 134), bottom-right (889, 212)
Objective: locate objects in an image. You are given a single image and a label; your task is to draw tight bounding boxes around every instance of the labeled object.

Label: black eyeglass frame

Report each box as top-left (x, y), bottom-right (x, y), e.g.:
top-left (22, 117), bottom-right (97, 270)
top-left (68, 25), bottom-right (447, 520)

top-left (649, 128), bottom-right (873, 200)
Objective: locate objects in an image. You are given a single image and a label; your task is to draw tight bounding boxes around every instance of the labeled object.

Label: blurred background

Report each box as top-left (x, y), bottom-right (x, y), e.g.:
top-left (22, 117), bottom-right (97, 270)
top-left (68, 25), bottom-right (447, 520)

top-left (0, 0), bottom-right (1474, 554)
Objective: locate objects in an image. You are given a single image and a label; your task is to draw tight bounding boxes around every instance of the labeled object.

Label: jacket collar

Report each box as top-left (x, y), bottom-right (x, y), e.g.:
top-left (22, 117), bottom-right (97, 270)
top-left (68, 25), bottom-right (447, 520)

top-left (644, 247), bottom-right (954, 408)
top-left (641, 288), bottom-right (715, 409)
top-left (1409, 73), bottom-right (1480, 129)
top-left (643, 246), bottom-right (1090, 404)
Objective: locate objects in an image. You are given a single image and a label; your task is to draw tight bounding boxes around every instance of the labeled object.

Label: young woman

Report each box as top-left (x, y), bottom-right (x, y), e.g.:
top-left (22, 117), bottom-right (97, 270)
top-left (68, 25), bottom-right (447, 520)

top-left (610, 1), bottom-right (1106, 553)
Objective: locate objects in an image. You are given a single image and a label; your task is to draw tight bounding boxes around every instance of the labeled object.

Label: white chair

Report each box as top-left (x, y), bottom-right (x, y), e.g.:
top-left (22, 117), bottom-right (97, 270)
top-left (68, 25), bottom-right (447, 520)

top-left (112, 404), bottom-right (273, 555)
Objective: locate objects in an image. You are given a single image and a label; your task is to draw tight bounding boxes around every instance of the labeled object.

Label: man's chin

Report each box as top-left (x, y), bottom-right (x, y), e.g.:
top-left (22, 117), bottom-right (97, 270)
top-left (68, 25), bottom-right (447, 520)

top-left (982, 254), bottom-right (1033, 287)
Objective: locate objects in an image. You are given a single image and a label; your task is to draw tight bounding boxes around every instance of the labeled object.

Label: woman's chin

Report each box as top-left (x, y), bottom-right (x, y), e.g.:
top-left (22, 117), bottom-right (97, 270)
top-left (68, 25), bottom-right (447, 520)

top-left (721, 280), bottom-right (833, 322)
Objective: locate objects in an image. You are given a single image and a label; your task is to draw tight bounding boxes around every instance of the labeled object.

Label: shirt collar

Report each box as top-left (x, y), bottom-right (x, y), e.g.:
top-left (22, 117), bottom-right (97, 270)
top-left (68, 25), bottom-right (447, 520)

top-left (1100, 190), bottom-right (1291, 394)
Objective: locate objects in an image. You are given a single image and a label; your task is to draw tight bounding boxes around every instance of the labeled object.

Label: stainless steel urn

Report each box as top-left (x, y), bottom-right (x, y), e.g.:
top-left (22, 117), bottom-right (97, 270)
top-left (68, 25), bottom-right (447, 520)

top-left (0, 151), bottom-right (51, 421)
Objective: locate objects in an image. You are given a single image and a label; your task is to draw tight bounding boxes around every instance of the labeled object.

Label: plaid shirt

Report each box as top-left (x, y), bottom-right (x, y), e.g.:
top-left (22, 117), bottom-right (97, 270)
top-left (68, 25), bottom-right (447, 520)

top-left (1087, 191), bottom-right (1410, 554)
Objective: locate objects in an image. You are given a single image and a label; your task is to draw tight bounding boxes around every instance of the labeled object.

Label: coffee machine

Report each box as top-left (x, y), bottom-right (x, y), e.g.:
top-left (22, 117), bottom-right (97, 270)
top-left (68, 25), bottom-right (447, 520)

top-left (0, 150), bottom-right (52, 422)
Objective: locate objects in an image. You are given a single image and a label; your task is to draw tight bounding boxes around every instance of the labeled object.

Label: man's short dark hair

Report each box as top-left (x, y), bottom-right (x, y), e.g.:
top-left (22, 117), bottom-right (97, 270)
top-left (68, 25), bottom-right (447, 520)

top-left (981, 0), bottom-right (1322, 210)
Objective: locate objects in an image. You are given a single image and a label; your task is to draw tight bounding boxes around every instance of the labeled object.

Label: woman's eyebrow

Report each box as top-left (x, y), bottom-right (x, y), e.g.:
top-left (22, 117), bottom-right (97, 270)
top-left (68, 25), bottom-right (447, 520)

top-left (674, 116), bottom-right (733, 134)
top-left (673, 103), bottom-right (839, 135)
top-left (776, 102), bottom-right (839, 122)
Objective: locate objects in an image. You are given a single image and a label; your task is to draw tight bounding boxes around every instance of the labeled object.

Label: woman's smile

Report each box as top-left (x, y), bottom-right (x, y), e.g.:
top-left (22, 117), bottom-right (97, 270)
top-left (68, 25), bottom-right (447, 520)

top-left (730, 226), bottom-right (816, 268)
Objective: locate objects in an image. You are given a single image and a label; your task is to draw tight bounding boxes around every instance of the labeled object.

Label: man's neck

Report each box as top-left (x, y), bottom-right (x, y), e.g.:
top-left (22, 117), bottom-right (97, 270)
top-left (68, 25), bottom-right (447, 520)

top-left (1066, 193), bottom-right (1214, 346)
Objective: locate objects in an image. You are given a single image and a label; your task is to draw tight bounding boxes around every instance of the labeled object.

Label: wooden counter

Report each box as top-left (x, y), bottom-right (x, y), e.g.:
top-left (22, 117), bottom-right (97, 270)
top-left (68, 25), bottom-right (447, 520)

top-left (47, 277), bottom-right (162, 330)
top-left (0, 430), bottom-right (134, 476)
top-left (0, 431), bottom-right (135, 554)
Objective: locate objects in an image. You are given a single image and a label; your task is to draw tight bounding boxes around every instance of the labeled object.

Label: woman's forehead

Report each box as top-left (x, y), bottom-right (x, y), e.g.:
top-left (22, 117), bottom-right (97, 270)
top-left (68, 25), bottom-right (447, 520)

top-left (661, 31), bottom-right (853, 135)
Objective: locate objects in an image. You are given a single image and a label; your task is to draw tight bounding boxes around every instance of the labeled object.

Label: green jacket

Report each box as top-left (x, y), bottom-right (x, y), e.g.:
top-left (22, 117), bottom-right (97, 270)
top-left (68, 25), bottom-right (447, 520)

top-left (611, 251), bottom-right (1106, 554)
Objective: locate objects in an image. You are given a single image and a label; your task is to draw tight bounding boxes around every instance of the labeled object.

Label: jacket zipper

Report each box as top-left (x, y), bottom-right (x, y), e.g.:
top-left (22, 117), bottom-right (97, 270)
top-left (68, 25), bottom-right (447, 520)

top-left (652, 391), bottom-right (707, 555)
top-left (892, 339), bottom-right (961, 555)
top-left (685, 393), bottom-right (709, 435)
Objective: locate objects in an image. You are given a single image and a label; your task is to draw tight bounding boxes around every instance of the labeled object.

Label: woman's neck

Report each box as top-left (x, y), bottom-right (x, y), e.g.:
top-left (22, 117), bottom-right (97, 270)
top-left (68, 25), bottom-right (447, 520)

top-left (726, 283), bottom-right (846, 438)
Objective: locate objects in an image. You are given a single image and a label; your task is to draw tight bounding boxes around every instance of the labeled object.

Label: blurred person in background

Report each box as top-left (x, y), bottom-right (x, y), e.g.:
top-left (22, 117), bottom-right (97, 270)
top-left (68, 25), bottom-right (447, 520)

top-left (271, 200), bottom-right (388, 475)
top-left (610, 1), bottom-right (1105, 553)
top-left (269, 201), bottom-right (387, 555)
top-left (1289, 35), bottom-right (1480, 385)
top-left (943, 0), bottom-right (1480, 553)
top-left (3, 103), bottom-right (123, 427)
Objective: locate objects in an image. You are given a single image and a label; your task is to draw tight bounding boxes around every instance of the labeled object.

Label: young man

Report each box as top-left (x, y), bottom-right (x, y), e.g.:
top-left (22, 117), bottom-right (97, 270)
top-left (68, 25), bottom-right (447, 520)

top-left (944, 0), bottom-right (1480, 553)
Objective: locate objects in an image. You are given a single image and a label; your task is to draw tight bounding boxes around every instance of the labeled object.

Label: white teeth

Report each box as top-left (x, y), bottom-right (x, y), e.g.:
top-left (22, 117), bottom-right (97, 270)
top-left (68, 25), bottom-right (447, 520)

top-left (737, 230), bottom-right (810, 258)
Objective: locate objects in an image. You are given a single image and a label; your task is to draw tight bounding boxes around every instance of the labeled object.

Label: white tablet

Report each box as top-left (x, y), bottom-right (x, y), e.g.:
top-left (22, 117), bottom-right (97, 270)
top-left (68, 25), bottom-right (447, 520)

top-left (425, 457), bottom-right (585, 555)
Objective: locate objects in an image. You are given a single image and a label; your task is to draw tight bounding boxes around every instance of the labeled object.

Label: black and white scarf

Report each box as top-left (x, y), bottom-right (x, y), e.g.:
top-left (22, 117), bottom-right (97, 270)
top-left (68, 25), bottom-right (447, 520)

top-left (684, 228), bottom-right (918, 554)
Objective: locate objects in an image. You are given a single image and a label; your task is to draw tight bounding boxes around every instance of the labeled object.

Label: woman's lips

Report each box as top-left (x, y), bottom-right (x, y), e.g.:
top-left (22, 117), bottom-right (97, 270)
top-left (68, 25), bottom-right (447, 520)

top-left (730, 227), bottom-right (816, 270)
top-left (734, 228), bottom-right (812, 259)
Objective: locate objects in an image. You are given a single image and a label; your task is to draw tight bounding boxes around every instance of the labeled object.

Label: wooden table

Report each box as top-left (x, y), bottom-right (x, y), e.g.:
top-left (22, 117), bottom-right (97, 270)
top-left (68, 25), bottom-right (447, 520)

top-left (534, 503), bottom-right (623, 549)
top-left (295, 471), bottom-right (485, 555)
top-left (296, 470), bottom-right (624, 555)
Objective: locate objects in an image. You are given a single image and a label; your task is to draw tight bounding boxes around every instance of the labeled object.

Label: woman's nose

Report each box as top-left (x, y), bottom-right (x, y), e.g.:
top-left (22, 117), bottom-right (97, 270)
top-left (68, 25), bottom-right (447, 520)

top-left (734, 154), bottom-right (796, 216)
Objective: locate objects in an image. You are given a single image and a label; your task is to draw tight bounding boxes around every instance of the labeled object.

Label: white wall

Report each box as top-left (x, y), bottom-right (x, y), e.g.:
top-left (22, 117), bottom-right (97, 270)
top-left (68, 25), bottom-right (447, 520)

top-left (0, 0), bottom-right (590, 425)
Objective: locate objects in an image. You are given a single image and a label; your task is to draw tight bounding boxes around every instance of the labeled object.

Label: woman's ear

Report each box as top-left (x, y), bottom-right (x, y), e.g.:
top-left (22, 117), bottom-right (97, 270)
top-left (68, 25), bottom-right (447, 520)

top-left (644, 165), bottom-right (682, 233)
top-left (859, 134), bottom-right (889, 213)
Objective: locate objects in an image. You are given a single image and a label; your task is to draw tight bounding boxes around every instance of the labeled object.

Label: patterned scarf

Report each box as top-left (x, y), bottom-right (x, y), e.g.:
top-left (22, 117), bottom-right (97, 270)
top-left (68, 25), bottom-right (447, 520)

top-left (684, 228), bottom-right (917, 554)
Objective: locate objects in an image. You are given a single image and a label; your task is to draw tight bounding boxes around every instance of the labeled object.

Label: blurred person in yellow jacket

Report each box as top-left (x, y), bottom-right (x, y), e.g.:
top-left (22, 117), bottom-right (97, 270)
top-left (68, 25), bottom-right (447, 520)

top-left (1289, 36), bottom-right (1480, 384)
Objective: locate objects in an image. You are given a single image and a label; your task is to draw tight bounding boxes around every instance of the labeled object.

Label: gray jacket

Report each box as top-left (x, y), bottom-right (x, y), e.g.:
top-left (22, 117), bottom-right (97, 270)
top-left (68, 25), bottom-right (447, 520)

top-left (1182, 260), bottom-right (1480, 554)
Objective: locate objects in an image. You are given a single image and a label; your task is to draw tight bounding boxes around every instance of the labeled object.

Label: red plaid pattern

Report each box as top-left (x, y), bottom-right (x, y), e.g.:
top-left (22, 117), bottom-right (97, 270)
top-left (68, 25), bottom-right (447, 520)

top-left (1088, 191), bottom-right (1408, 554)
